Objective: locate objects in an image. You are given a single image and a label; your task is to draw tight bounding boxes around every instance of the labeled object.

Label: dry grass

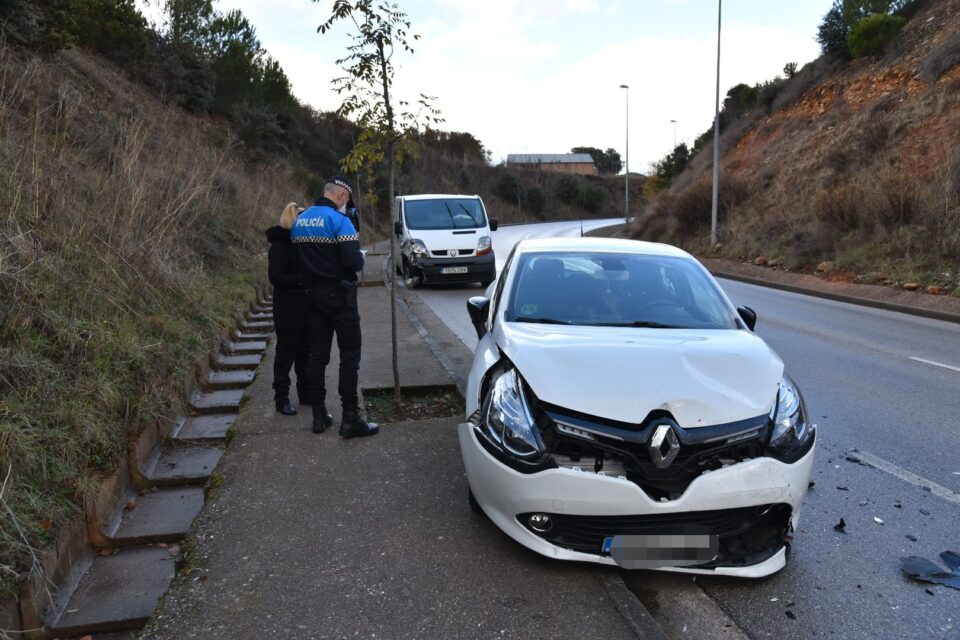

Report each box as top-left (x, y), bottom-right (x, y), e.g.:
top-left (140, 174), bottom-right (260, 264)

top-left (0, 45), bottom-right (305, 596)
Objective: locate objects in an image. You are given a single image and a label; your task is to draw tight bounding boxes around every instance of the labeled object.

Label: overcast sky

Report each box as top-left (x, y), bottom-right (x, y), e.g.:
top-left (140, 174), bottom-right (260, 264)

top-left (150, 1), bottom-right (833, 172)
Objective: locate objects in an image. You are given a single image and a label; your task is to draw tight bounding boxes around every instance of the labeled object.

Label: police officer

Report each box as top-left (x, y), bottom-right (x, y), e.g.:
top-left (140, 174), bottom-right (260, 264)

top-left (291, 176), bottom-right (378, 438)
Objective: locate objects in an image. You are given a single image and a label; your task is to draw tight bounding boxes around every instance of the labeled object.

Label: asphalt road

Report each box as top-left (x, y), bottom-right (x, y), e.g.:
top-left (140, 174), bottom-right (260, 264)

top-left (407, 219), bottom-right (960, 640)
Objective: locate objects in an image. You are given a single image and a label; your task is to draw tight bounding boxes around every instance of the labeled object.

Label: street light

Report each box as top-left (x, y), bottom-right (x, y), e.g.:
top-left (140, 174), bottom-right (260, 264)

top-left (710, 0), bottom-right (722, 246)
top-left (620, 84), bottom-right (629, 222)
top-left (670, 119), bottom-right (677, 151)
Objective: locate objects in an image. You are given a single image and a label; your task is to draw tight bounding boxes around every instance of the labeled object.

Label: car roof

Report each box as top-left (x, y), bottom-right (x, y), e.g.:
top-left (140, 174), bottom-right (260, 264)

top-left (397, 194), bottom-right (480, 201)
top-left (514, 237), bottom-right (693, 259)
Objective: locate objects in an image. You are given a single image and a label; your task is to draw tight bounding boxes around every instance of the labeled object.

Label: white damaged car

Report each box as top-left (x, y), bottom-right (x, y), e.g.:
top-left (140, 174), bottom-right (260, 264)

top-left (459, 238), bottom-right (816, 577)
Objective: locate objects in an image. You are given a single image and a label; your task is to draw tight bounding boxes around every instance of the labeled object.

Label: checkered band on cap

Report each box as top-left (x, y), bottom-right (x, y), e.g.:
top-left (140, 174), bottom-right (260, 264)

top-left (328, 175), bottom-right (353, 194)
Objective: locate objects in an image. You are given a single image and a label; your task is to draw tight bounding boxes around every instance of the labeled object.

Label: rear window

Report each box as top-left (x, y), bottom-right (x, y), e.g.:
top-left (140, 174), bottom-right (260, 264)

top-left (405, 198), bottom-right (487, 230)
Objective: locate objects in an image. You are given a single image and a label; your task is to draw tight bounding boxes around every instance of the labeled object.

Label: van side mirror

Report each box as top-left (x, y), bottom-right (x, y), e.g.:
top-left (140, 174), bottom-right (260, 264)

top-left (467, 296), bottom-right (491, 338)
top-left (394, 221), bottom-right (403, 236)
top-left (489, 218), bottom-right (499, 232)
top-left (737, 306), bottom-right (757, 331)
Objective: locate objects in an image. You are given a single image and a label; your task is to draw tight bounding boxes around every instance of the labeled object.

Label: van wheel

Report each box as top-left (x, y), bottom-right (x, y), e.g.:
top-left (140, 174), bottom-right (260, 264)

top-left (402, 259), bottom-right (422, 289)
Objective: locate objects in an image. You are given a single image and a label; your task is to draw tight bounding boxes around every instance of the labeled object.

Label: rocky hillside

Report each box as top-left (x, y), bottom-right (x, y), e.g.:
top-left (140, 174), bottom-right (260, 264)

top-left (633, 0), bottom-right (960, 294)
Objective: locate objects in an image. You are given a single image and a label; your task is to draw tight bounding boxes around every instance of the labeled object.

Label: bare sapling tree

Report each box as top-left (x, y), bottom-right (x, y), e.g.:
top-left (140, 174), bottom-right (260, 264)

top-left (317, 0), bottom-right (442, 407)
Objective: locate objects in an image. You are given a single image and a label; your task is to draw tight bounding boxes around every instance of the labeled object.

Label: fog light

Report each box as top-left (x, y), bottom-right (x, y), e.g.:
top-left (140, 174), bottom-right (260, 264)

top-left (528, 513), bottom-right (553, 533)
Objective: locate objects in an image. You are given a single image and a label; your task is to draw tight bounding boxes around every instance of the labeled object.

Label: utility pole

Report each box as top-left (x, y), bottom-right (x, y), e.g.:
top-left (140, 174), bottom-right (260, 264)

top-left (710, 0), bottom-right (722, 246)
top-left (620, 84), bottom-right (629, 222)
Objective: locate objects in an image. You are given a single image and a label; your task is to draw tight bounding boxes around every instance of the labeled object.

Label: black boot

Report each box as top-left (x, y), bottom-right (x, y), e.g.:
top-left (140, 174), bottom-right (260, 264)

top-left (276, 399), bottom-right (297, 416)
top-left (312, 405), bottom-right (334, 433)
top-left (339, 410), bottom-right (379, 439)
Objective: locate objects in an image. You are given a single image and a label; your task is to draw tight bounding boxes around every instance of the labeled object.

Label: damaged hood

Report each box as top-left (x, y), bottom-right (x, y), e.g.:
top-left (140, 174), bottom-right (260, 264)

top-left (496, 322), bottom-right (783, 428)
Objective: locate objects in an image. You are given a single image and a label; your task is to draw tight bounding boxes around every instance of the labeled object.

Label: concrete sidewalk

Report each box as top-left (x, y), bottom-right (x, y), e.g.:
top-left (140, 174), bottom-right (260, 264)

top-left (140, 281), bottom-right (657, 639)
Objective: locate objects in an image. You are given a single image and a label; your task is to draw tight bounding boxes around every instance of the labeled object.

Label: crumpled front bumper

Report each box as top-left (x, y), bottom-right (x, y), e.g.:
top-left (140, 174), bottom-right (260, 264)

top-left (457, 423), bottom-right (816, 577)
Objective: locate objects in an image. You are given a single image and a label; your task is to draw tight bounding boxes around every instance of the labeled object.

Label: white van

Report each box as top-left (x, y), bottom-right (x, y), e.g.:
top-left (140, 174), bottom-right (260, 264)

top-left (393, 194), bottom-right (498, 288)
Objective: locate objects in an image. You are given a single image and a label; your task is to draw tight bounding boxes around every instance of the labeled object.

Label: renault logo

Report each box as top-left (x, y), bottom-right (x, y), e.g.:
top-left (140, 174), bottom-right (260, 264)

top-left (649, 423), bottom-right (680, 469)
top-left (449, 249), bottom-right (458, 257)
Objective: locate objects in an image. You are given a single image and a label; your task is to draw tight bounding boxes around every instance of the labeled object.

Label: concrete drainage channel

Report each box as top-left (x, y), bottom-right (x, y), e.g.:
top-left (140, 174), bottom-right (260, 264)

top-left (10, 291), bottom-right (274, 639)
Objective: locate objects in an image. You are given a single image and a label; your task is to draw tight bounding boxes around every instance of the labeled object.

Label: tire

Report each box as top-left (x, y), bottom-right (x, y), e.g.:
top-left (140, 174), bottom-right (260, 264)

top-left (468, 487), bottom-right (484, 515)
top-left (402, 259), bottom-right (422, 289)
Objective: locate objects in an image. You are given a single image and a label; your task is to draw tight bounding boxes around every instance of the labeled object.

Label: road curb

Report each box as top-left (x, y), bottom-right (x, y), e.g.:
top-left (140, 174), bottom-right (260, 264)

top-left (709, 268), bottom-right (960, 325)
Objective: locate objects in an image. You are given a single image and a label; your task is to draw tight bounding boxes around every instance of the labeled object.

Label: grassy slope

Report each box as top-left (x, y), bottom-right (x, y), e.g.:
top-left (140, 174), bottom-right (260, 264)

top-left (0, 46), bottom-right (304, 596)
top-left (633, 0), bottom-right (960, 290)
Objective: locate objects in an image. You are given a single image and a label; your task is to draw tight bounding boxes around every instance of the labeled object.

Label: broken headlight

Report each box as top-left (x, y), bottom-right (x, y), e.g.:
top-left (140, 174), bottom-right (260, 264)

top-left (481, 368), bottom-right (546, 460)
top-left (767, 376), bottom-right (815, 462)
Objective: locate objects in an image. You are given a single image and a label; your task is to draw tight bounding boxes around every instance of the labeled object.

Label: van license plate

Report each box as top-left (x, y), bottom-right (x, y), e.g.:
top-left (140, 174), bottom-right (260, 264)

top-left (441, 267), bottom-right (468, 275)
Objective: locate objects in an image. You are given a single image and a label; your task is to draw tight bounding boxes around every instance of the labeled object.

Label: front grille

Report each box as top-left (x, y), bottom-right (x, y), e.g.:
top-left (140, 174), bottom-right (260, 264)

top-left (430, 249), bottom-right (475, 257)
top-left (519, 503), bottom-right (792, 566)
top-left (538, 402), bottom-right (769, 500)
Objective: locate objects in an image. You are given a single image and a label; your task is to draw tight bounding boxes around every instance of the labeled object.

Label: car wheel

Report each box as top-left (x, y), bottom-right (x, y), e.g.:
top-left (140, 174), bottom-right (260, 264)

top-left (402, 259), bottom-right (422, 289)
top-left (468, 488), bottom-right (484, 515)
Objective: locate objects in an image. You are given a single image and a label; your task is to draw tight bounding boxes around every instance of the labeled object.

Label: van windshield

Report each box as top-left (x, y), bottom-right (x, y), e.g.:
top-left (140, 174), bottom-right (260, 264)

top-left (404, 198), bottom-right (487, 230)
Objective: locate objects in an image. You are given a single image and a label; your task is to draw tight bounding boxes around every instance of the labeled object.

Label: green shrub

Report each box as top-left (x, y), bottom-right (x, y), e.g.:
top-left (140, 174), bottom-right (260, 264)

top-left (848, 13), bottom-right (906, 57)
top-left (494, 172), bottom-right (520, 204)
top-left (525, 186), bottom-right (546, 214)
top-left (70, 0), bottom-right (150, 65)
top-left (583, 185), bottom-right (607, 214)
top-left (556, 175), bottom-right (581, 204)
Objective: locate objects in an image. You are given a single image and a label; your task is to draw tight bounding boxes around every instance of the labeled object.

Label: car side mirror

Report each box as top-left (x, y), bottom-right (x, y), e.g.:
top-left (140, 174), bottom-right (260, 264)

top-left (737, 306), bottom-right (757, 331)
top-left (489, 218), bottom-right (499, 232)
top-left (467, 296), bottom-right (491, 339)
top-left (394, 221), bottom-right (403, 236)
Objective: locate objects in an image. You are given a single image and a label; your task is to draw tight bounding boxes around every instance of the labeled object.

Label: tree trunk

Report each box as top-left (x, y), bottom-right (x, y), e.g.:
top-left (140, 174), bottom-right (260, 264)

top-left (377, 36), bottom-right (402, 409)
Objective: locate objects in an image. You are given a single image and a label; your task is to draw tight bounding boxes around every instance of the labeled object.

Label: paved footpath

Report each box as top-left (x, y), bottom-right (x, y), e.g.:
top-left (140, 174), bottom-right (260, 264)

top-left (140, 281), bottom-right (656, 639)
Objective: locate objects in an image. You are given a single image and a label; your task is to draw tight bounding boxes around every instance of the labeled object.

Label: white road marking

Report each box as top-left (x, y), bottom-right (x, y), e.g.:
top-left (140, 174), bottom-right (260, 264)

top-left (848, 450), bottom-right (960, 508)
top-left (907, 356), bottom-right (960, 373)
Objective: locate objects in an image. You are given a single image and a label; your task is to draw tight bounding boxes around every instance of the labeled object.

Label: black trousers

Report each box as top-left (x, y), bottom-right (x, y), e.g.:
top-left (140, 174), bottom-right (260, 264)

top-left (306, 283), bottom-right (362, 412)
top-left (272, 326), bottom-right (310, 403)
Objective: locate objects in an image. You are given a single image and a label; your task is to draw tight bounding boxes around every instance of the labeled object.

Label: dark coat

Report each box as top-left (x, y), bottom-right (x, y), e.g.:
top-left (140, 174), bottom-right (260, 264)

top-left (266, 225), bottom-right (309, 329)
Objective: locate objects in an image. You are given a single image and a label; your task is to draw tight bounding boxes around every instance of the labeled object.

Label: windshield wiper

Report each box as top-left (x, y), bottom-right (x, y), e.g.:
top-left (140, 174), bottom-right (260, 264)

top-left (514, 316), bottom-right (573, 325)
top-left (595, 321), bottom-right (686, 328)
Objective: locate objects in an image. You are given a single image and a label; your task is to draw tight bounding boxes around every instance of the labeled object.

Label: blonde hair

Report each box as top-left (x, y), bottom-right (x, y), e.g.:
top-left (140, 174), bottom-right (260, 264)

top-left (279, 202), bottom-right (303, 230)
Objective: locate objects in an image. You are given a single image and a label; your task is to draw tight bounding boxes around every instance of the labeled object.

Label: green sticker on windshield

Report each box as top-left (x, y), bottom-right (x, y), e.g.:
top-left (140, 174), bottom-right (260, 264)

top-left (520, 303), bottom-right (538, 315)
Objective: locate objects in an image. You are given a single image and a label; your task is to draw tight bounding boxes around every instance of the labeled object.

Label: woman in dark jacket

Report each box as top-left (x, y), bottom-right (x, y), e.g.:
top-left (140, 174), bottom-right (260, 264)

top-left (266, 203), bottom-right (311, 415)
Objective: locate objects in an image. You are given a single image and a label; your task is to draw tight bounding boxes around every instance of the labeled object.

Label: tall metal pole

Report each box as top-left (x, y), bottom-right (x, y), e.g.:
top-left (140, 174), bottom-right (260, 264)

top-left (671, 119), bottom-right (677, 150)
top-left (710, 0), bottom-right (722, 246)
top-left (620, 84), bottom-right (629, 222)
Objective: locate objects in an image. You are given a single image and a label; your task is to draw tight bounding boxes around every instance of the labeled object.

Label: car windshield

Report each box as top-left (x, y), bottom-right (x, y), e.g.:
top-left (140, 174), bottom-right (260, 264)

top-left (506, 252), bottom-right (738, 329)
top-left (404, 198), bottom-right (487, 230)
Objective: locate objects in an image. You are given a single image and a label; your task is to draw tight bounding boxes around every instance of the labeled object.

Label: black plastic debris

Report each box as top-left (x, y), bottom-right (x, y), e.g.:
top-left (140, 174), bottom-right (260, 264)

top-left (906, 534), bottom-right (918, 542)
top-left (836, 486), bottom-right (850, 491)
top-left (894, 500), bottom-right (903, 508)
top-left (925, 588), bottom-right (935, 596)
top-left (808, 481), bottom-right (816, 489)
top-left (900, 551), bottom-right (960, 590)
top-left (785, 610), bottom-right (797, 620)
top-left (834, 518), bottom-right (847, 533)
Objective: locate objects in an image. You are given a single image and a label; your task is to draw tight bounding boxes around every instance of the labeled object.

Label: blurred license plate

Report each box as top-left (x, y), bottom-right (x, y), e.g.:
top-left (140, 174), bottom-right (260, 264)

top-left (603, 533), bottom-right (718, 569)
top-left (441, 267), bottom-right (468, 274)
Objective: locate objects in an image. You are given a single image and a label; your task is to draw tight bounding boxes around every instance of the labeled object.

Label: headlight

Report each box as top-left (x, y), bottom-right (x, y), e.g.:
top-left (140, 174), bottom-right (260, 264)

top-left (409, 239), bottom-right (428, 257)
top-left (477, 235), bottom-right (492, 256)
top-left (481, 368), bottom-right (545, 459)
top-left (767, 376), bottom-right (815, 462)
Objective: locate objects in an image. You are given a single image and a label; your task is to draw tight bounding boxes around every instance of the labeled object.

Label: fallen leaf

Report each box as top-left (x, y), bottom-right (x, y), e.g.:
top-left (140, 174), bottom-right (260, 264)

top-left (785, 610), bottom-right (797, 620)
top-left (919, 508), bottom-right (931, 516)
top-left (836, 486), bottom-right (849, 491)
top-left (894, 501), bottom-right (903, 508)
top-left (859, 500), bottom-right (869, 507)
top-left (907, 534), bottom-right (919, 542)
top-left (834, 518), bottom-right (847, 533)
top-left (125, 500), bottom-right (136, 511)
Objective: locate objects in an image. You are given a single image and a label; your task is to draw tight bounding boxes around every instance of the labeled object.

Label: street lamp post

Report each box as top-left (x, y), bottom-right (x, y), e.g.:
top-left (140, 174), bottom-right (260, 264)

top-left (710, 0), bottom-right (722, 246)
top-left (670, 119), bottom-right (677, 151)
top-left (620, 84), bottom-right (629, 222)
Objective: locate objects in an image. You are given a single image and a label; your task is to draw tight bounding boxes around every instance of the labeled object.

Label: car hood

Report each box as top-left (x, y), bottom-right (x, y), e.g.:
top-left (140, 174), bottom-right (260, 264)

top-left (496, 322), bottom-right (783, 428)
